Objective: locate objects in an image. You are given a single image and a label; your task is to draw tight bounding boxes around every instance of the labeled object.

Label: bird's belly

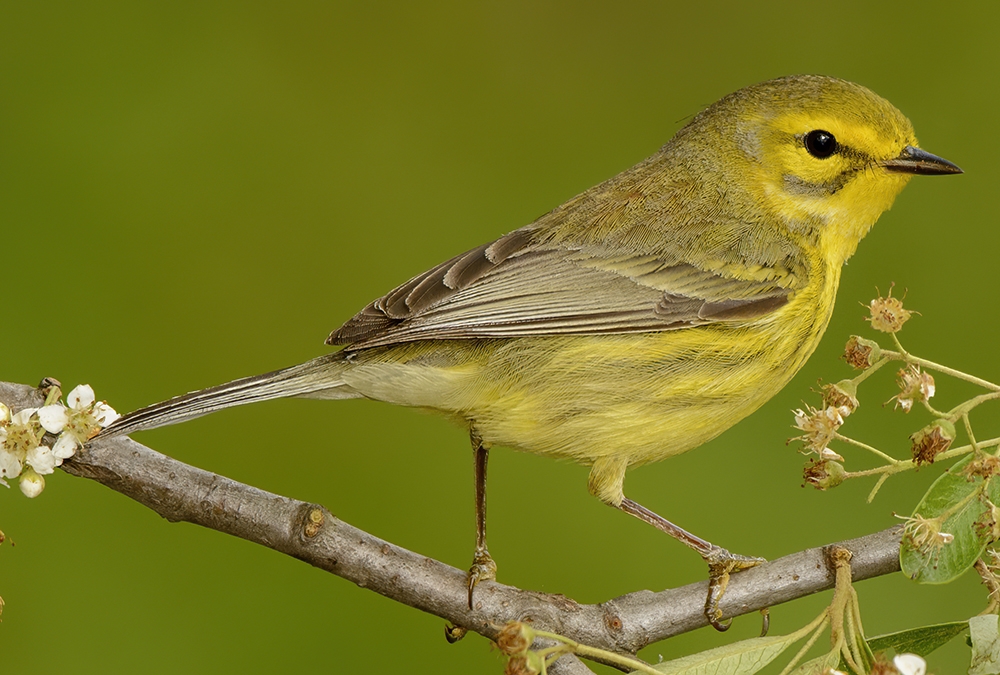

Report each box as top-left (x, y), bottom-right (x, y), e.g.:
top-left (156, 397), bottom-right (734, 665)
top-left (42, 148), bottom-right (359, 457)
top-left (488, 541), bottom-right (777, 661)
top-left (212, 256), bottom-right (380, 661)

top-left (343, 290), bottom-right (833, 467)
top-left (473, 324), bottom-right (823, 465)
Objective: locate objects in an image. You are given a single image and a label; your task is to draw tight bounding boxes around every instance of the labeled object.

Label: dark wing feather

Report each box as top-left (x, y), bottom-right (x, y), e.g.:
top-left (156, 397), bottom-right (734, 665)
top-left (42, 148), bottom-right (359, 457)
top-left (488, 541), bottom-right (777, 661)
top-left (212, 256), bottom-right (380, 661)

top-left (327, 228), bottom-right (792, 350)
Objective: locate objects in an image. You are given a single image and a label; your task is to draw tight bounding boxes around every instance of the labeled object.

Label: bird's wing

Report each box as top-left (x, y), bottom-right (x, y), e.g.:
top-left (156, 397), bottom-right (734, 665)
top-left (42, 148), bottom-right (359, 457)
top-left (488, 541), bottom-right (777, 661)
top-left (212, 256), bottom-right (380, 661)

top-left (328, 228), bottom-right (795, 349)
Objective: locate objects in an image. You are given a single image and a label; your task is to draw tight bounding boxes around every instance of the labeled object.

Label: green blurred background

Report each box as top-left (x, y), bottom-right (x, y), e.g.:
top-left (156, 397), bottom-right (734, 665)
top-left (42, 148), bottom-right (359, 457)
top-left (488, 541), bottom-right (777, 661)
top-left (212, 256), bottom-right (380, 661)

top-left (2, 2), bottom-right (996, 673)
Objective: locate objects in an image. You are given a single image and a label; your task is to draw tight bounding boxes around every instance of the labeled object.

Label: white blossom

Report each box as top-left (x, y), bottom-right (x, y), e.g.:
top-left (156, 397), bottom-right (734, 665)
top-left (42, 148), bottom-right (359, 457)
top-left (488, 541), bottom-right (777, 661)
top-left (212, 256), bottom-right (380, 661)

top-left (893, 653), bottom-right (926, 675)
top-left (52, 433), bottom-right (77, 459)
top-left (1, 384), bottom-right (118, 497)
top-left (10, 408), bottom-right (38, 427)
top-left (39, 384), bottom-right (120, 461)
top-left (37, 404), bottom-right (69, 434)
top-left (0, 439), bottom-right (21, 480)
top-left (1, 407), bottom-right (40, 480)
top-left (26, 444), bottom-right (59, 475)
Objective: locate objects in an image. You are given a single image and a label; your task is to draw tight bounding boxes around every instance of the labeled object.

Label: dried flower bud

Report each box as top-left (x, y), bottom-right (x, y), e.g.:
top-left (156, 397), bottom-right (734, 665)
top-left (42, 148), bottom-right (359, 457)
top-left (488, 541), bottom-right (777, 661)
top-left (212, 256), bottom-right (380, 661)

top-left (804, 459), bottom-right (846, 490)
top-left (866, 659), bottom-right (895, 675)
top-left (844, 336), bottom-right (881, 370)
top-left (964, 452), bottom-right (1000, 481)
top-left (496, 621), bottom-right (535, 655)
top-left (910, 420), bottom-right (955, 465)
top-left (866, 286), bottom-right (913, 333)
top-left (975, 501), bottom-right (1000, 542)
top-left (504, 651), bottom-right (543, 675)
top-left (823, 380), bottom-right (859, 415)
top-left (893, 366), bottom-right (935, 413)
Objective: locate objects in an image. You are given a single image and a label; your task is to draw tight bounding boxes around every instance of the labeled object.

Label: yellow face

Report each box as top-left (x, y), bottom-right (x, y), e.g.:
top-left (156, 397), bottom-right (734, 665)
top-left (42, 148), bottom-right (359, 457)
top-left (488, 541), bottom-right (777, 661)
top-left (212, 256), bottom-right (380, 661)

top-left (675, 75), bottom-right (961, 272)
top-left (763, 114), bottom-right (915, 262)
top-left (750, 96), bottom-right (917, 262)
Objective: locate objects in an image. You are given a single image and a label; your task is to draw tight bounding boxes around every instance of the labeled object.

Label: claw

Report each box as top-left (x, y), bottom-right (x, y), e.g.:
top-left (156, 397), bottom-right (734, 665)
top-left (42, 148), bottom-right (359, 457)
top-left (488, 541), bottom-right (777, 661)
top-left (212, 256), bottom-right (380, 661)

top-left (467, 548), bottom-right (497, 609)
top-left (444, 623), bottom-right (468, 643)
top-left (759, 608), bottom-right (770, 637)
top-left (704, 547), bottom-right (765, 631)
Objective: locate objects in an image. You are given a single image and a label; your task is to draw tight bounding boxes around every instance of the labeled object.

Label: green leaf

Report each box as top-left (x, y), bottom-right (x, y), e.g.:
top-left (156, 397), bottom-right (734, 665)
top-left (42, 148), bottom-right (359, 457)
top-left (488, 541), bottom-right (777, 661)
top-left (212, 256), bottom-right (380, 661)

top-left (848, 620), bottom-right (877, 674)
top-left (900, 455), bottom-right (1000, 584)
top-left (867, 621), bottom-right (969, 656)
top-left (788, 649), bottom-right (840, 675)
top-left (969, 614), bottom-right (1000, 675)
top-left (644, 620), bottom-right (817, 675)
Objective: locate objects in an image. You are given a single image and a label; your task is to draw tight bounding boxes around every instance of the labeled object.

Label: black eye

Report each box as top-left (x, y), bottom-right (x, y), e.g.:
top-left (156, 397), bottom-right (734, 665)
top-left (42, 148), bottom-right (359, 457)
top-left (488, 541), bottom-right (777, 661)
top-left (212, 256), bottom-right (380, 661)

top-left (804, 130), bottom-right (838, 159)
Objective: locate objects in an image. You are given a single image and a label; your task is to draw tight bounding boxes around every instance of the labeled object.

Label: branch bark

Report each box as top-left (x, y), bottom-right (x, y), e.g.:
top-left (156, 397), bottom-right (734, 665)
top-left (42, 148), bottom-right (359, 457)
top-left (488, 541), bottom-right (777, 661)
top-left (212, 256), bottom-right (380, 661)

top-left (0, 381), bottom-right (903, 672)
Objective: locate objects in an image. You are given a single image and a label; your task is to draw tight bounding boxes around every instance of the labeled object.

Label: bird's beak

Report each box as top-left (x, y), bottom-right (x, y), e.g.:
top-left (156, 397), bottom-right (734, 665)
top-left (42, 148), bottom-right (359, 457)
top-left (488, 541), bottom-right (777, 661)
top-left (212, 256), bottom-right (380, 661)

top-left (882, 145), bottom-right (963, 176)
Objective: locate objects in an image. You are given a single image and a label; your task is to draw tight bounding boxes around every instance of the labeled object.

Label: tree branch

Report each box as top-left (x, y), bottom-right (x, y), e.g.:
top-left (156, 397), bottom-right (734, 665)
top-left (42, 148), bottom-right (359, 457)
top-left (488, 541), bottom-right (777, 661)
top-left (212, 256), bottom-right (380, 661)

top-left (0, 380), bottom-right (903, 672)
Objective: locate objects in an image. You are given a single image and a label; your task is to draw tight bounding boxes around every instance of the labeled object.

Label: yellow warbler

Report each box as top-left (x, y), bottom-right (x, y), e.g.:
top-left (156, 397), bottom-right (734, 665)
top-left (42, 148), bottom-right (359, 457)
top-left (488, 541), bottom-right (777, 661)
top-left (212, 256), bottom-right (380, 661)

top-left (105, 75), bottom-right (961, 628)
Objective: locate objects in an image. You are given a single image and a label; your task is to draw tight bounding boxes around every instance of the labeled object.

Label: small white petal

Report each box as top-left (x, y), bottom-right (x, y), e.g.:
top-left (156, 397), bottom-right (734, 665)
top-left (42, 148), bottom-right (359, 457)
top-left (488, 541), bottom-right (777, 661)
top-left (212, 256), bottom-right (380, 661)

top-left (938, 531), bottom-right (954, 544)
top-left (0, 449), bottom-right (22, 479)
top-left (820, 448), bottom-right (845, 462)
top-left (37, 404), bottom-right (69, 433)
top-left (11, 408), bottom-right (38, 425)
top-left (26, 445), bottom-right (58, 475)
top-left (19, 469), bottom-right (45, 498)
top-left (0, 402), bottom-right (10, 423)
top-left (823, 407), bottom-right (844, 426)
top-left (68, 384), bottom-right (96, 410)
top-left (893, 653), bottom-right (926, 675)
top-left (52, 433), bottom-right (79, 459)
top-left (93, 402), bottom-right (120, 427)
top-left (0, 477), bottom-right (8, 488)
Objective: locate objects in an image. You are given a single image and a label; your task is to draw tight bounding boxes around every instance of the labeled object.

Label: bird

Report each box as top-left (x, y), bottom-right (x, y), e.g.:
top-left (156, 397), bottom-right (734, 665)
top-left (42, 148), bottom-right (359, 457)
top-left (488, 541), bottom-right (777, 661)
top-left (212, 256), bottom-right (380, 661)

top-left (101, 75), bottom-right (961, 630)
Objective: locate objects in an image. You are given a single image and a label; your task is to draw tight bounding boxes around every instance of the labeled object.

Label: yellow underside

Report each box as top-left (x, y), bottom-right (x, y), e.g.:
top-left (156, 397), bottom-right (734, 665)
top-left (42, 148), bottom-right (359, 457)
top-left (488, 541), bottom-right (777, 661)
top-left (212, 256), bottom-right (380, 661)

top-left (341, 255), bottom-right (841, 476)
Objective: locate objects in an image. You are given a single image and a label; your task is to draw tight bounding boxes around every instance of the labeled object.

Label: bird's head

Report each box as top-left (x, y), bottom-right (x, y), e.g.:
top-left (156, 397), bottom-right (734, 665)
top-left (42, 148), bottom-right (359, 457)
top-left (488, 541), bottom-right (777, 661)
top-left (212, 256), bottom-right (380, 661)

top-left (679, 75), bottom-right (961, 266)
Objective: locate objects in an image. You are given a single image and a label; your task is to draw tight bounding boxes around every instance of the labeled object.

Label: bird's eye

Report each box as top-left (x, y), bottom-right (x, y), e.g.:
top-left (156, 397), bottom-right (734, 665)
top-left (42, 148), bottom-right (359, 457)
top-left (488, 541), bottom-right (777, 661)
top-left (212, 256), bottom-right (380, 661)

top-left (804, 130), bottom-right (838, 159)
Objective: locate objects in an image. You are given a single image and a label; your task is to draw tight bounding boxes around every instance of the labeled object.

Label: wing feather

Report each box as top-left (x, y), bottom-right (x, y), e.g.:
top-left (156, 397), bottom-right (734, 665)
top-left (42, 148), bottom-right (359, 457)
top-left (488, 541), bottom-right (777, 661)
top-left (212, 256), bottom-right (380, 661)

top-left (327, 227), bottom-right (794, 350)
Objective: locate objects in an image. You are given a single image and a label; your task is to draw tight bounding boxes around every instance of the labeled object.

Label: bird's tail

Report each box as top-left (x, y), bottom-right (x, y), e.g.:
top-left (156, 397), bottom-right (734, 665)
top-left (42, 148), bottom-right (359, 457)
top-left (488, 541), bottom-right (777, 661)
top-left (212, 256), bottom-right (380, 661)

top-left (100, 352), bottom-right (358, 438)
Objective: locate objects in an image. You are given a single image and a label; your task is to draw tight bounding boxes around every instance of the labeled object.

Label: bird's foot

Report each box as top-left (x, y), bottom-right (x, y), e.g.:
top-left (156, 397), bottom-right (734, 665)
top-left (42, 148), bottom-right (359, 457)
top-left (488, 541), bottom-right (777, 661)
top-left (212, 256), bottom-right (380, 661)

top-left (467, 547), bottom-right (497, 609)
top-left (704, 547), bottom-right (766, 632)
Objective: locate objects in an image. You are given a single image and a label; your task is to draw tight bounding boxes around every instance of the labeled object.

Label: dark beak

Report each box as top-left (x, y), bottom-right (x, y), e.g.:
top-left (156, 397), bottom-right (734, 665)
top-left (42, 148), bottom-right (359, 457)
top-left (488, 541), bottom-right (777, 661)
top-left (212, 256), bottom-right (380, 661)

top-left (882, 145), bottom-right (962, 176)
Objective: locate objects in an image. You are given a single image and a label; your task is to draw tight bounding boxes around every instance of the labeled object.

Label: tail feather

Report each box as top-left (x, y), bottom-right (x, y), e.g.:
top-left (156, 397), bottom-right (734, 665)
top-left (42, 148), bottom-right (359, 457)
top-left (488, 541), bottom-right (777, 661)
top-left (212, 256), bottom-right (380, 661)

top-left (101, 352), bottom-right (357, 438)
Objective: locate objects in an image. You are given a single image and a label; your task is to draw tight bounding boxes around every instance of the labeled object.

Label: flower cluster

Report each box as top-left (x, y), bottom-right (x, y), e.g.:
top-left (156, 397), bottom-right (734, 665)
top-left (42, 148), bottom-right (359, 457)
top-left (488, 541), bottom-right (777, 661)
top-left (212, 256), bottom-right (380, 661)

top-left (0, 384), bottom-right (118, 498)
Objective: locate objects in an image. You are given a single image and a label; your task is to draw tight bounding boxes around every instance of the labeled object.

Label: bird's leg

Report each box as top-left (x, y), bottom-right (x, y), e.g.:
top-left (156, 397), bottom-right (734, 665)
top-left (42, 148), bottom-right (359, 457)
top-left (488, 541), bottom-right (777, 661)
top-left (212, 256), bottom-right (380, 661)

top-left (616, 497), bottom-right (764, 630)
top-left (467, 429), bottom-right (497, 609)
top-left (588, 458), bottom-right (765, 632)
